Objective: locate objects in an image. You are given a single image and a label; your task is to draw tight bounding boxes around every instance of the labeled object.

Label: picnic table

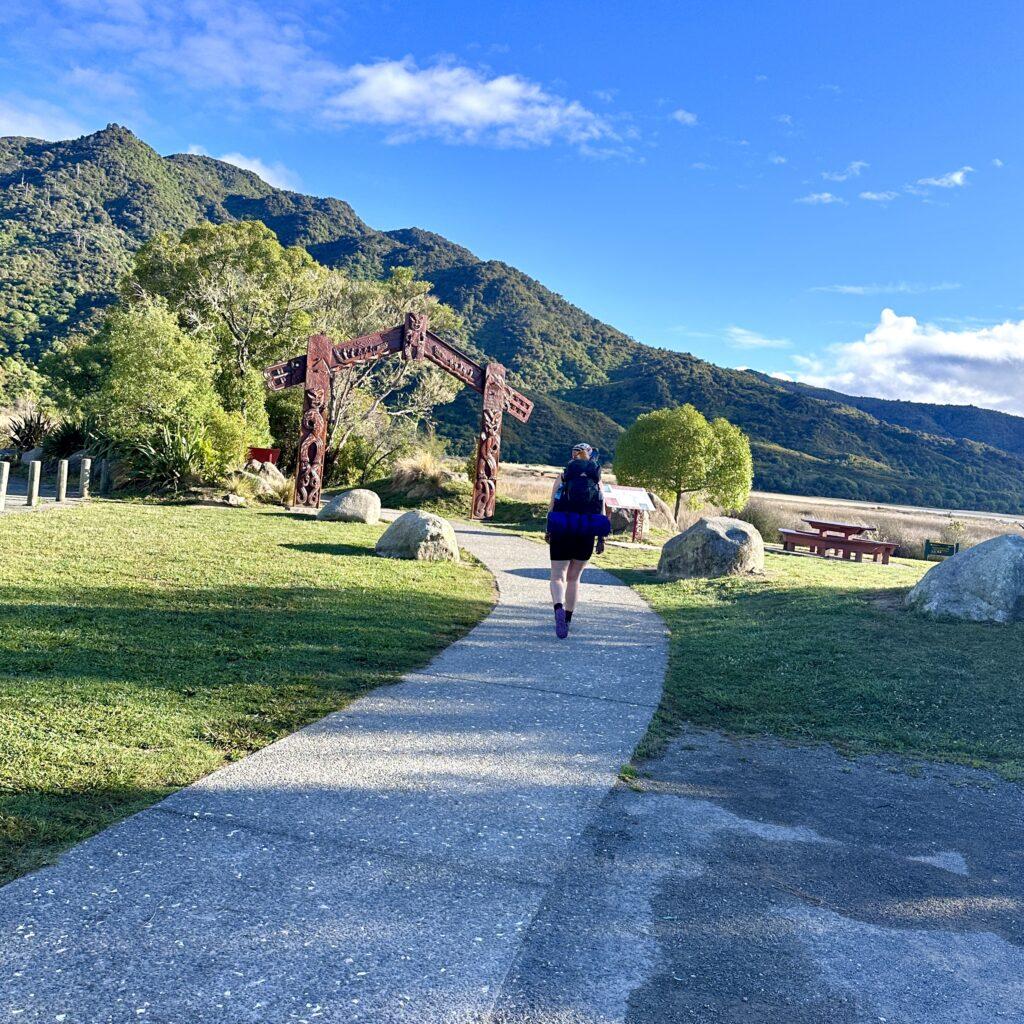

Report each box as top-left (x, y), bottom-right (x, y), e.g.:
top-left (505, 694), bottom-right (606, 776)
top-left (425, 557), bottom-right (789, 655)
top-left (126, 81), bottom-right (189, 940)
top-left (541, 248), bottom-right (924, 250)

top-left (779, 517), bottom-right (897, 564)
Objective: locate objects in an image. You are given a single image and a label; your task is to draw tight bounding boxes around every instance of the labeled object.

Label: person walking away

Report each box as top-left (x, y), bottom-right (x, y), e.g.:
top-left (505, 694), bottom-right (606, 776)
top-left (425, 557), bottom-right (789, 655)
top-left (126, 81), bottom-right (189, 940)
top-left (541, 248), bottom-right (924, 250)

top-left (545, 443), bottom-right (610, 638)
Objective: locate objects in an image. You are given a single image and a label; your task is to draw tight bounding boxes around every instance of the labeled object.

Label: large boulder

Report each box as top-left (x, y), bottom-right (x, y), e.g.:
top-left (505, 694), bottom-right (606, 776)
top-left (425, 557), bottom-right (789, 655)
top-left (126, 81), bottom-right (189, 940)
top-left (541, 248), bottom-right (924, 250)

top-left (20, 446), bottom-right (43, 465)
top-left (375, 510), bottom-right (460, 562)
top-left (905, 534), bottom-right (1024, 623)
top-left (319, 488), bottom-right (382, 524)
top-left (242, 459), bottom-right (288, 499)
top-left (658, 516), bottom-right (764, 579)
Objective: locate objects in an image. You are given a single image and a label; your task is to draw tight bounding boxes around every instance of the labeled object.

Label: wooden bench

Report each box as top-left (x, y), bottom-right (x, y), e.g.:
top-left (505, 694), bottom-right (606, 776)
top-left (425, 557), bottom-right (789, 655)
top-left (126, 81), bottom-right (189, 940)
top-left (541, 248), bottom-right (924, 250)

top-left (779, 528), bottom-right (897, 564)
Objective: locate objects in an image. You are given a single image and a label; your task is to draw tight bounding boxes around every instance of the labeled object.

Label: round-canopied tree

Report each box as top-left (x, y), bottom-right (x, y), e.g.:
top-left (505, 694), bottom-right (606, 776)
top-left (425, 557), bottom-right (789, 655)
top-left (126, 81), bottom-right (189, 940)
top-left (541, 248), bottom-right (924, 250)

top-left (613, 404), bottom-right (753, 517)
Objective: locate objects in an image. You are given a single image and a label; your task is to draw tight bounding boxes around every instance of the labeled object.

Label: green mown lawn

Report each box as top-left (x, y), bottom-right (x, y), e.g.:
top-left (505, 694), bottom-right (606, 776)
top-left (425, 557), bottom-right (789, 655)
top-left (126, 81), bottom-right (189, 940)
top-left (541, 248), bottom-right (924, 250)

top-left (0, 502), bottom-right (494, 885)
top-left (596, 545), bottom-right (1024, 778)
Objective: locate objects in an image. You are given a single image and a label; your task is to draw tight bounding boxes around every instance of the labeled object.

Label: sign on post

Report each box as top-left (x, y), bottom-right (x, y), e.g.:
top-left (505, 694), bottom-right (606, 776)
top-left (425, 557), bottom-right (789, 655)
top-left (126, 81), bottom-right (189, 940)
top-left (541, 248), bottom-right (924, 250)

top-left (602, 484), bottom-right (657, 542)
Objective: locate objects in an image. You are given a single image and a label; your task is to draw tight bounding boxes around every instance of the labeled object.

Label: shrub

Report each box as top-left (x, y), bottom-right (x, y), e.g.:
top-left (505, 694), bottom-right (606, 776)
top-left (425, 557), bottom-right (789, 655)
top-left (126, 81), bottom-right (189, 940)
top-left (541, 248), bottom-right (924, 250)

top-left (390, 449), bottom-right (451, 499)
top-left (203, 408), bottom-right (249, 479)
top-left (119, 424), bottom-right (210, 493)
top-left (7, 409), bottom-right (54, 452)
top-left (734, 497), bottom-right (795, 544)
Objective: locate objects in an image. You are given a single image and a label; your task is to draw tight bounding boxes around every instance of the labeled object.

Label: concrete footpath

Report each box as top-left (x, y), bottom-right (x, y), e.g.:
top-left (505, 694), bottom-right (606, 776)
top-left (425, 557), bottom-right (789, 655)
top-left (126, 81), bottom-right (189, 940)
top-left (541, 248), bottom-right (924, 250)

top-left (0, 522), bottom-right (668, 1023)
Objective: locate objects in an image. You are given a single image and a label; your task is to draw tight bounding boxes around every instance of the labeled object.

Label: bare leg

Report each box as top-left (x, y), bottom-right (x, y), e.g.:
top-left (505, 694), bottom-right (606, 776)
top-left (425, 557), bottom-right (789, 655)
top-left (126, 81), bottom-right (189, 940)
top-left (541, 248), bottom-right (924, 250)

top-left (550, 559), bottom-right (569, 606)
top-left (565, 559), bottom-right (587, 612)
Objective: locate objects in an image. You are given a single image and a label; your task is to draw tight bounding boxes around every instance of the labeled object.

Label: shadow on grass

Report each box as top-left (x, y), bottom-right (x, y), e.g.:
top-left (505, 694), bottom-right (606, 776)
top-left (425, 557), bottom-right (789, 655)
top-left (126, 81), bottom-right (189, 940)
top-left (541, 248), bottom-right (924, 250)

top-left (280, 541), bottom-right (376, 558)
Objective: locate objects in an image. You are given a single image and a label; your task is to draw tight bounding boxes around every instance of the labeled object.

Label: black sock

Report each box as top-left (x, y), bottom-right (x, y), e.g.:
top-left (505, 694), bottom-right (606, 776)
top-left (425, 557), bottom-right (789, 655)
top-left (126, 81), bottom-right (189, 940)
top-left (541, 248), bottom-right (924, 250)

top-left (554, 602), bottom-right (563, 610)
top-left (565, 609), bottom-right (573, 623)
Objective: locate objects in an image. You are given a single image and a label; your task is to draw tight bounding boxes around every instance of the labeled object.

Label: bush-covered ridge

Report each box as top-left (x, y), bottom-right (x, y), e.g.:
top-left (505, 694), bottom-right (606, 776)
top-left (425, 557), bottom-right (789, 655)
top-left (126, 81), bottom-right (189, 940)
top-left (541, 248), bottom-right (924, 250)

top-left (5, 124), bottom-right (1024, 511)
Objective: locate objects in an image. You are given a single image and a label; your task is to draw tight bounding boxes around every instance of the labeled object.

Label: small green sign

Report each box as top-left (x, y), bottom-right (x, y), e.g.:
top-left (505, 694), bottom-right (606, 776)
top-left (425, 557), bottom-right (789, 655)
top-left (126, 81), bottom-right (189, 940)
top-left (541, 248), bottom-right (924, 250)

top-left (924, 540), bottom-right (960, 561)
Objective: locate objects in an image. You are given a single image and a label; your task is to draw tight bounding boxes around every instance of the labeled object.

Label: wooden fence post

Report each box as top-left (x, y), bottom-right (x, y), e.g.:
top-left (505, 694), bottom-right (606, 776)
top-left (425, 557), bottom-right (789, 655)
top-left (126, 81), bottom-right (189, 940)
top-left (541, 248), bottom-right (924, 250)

top-left (56, 459), bottom-right (68, 502)
top-left (99, 459), bottom-right (111, 496)
top-left (0, 461), bottom-right (8, 513)
top-left (27, 460), bottom-right (41, 507)
top-left (80, 457), bottom-right (91, 499)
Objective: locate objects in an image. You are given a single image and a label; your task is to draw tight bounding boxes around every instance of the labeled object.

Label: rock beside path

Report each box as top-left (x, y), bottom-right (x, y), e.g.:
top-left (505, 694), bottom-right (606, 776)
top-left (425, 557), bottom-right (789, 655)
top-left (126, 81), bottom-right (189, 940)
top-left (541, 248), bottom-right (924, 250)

top-left (905, 534), bottom-right (1024, 623)
top-left (319, 488), bottom-right (381, 524)
top-left (375, 510), bottom-right (460, 562)
top-left (658, 516), bottom-right (764, 579)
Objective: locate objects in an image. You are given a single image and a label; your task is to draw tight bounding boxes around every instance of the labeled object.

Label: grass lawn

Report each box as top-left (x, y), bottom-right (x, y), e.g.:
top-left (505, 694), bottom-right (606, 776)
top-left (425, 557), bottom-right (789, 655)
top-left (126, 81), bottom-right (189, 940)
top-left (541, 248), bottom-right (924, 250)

top-left (595, 544), bottom-right (1024, 778)
top-left (0, 501), bottom-right (494, 886)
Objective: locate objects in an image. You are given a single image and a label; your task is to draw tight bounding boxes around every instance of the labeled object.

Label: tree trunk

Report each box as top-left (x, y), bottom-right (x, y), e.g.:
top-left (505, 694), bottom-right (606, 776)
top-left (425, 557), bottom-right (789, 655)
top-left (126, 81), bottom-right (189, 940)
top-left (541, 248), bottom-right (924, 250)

top-left (674, 489), bottom-right (683, 520)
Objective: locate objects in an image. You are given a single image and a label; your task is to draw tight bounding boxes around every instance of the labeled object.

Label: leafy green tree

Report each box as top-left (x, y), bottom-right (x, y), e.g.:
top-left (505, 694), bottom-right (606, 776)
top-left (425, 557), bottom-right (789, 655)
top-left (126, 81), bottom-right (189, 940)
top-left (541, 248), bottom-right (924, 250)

top-left (126, 221), bottom-right (325, 438)
top-left (87, 299), bottom-right (220, 444)
top-left (313, 267), bottom-right (464, 458)
top-left (707, 417), bottom-right (754, 512)
top-left (614, 404), bottom-right (752, 516)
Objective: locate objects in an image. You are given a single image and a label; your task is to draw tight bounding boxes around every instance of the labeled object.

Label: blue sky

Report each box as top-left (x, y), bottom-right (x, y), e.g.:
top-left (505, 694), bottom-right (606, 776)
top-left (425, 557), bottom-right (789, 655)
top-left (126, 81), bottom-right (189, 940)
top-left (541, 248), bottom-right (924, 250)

top-left (2, 1), bottom-right (1023, 411)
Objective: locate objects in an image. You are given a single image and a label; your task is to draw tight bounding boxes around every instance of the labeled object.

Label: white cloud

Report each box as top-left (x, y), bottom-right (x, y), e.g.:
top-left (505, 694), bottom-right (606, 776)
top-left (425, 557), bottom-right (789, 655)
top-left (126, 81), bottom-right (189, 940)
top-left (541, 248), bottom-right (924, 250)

top-left (822, 160), bottom-right (867, 182)
top-left (324, 57), bottom-right (614, 149)
top-left (917, 165), bottom-right (973, 188)
top-left (0, 95), bottom-right (84, 140)
top-left (187, 145), bottom-right (300, 189)
top-left (11, 4), bottom-right (616, 152)
top-left (795, 192), bottom-right (846, 205)
top-left (793, 309), bottom-right (1024, 414)
top-left (774, 113), bottom-right (794, 126)
top-left (768, 153), bottom-right (787, 165)
top-left (690, 161), bottom-right (713, 170)
top-left (670, 108), bottom-right (698, 126)
top-left (859, 190), bottom-right (899, 202)
top-left (811, 282), bottom-right (961, 296)
top-left (726, 326), bottom-right (791, 350)
top-left (992, 157), bottom-right (1004, 168)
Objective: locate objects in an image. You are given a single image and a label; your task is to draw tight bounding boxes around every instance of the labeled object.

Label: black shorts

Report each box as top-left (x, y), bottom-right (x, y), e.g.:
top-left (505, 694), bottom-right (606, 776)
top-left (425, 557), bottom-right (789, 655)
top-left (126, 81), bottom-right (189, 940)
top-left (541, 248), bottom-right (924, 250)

top-left (549, 533), bottom-right (596, 562)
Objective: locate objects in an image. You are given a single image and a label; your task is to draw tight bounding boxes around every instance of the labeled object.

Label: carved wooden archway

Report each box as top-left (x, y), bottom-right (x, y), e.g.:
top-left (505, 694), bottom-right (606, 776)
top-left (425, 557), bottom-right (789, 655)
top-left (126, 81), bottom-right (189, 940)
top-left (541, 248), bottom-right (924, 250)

top-left (263, 314), bottom-right (533, 519)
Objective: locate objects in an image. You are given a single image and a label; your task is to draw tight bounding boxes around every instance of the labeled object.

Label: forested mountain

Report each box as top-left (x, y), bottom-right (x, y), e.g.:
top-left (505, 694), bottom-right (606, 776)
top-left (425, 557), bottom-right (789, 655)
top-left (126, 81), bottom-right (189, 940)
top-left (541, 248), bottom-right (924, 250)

top-left (750, 372), bottom-right (1024, 459)
top-left (3, 124), bottom-right (1024, 511)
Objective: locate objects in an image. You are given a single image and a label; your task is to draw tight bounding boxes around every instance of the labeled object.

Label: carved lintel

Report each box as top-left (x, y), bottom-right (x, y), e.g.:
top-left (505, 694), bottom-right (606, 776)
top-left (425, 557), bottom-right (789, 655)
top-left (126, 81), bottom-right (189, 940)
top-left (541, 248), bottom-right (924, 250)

top-left (293, 334), bottom-right (332, 509)
top-left (331, 327), bottom-right (404, 368)
top-left (263, 355), bottom-right (307, 391)
top-left (471, 362), bottom-right (506, 520)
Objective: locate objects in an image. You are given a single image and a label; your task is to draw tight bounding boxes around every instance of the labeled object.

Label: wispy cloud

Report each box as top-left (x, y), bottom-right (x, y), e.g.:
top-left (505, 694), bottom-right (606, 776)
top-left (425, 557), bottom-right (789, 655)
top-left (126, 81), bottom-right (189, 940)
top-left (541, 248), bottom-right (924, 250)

top-left (917, 165), bottom-right (973, 188)
top-left (773, 113), bottom-right (794, 126)
top-left (859, 190), bottom-right (899, 202)
top-left (822, 160), bottom-right (867, 182)
top-left (768, 153), bottom-right (787, 165)
top-left (187, 145), bottom-right (300, 189)
top-left (992, 157), bottom-right (1004, 168)
top-left (670, 108), bottom-right (698, 126)
top-left (726, 326), bottom-right (791, 350)
top-left (5, 4), bottom-right (619, 153)
top-left (795, 191), bottom-right (846, 205)
top-left (811, 282), bottom-right (961, 296)
top-left (792, 309), bottom-right (1024, 414)
top-left (0, 94), bottom-right (84, 140)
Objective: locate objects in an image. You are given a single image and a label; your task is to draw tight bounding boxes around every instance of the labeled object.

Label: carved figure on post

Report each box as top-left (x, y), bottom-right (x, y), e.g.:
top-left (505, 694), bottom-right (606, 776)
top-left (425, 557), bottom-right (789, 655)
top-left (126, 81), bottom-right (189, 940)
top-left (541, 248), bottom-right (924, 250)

top-left (293, 334), bottom-right (332, 508)
top-left (472, 362), bottom-right (506, 520)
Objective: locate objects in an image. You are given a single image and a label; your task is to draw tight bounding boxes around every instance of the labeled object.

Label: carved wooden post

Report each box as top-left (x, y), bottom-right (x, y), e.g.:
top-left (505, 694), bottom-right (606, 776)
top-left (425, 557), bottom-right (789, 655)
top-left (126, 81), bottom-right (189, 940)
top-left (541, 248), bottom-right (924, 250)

top-left (471, 362), bottom-right (507, 520)
top-left (292, 333), bottom-right (333, 509)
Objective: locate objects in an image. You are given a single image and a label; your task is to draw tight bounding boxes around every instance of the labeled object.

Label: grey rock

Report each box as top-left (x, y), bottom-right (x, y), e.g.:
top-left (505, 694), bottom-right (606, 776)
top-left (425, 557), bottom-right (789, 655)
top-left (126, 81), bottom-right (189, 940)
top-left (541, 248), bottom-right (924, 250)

top-left (658, 515), bottom-right (765, 579)
top-left (318, 487), bottom-right (382, 524)
top-left (375, 509), bottom-right (460, 561)
top-left (222, 493), bottom-right (247, 508)
top-left (20, 446), bottom-right (43, 465)
top-left (239, 458), bottom-right (288, 499)
top-left (905, 533), bottom-right (1024, 623)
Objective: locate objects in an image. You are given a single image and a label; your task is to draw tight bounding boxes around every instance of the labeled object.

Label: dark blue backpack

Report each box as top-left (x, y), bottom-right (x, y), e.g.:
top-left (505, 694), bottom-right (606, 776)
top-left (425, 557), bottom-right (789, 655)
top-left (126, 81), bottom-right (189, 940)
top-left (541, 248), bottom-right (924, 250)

top-left (555, 459), bottom-right (602, 514)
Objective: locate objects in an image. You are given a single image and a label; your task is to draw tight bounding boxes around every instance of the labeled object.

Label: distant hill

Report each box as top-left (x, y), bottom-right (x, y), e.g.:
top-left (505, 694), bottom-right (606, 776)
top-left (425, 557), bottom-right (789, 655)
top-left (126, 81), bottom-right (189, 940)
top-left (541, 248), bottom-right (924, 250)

top-left (3, 124), bottom-right (1024, 512)
top-left (749, 372), bottom-right (1024, 459)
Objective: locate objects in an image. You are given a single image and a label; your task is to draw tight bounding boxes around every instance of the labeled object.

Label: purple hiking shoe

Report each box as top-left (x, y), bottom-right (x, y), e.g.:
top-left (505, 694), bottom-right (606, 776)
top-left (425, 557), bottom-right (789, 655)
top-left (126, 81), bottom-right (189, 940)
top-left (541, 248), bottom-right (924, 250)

top-left (554, 605), bottom-right (568, 639)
